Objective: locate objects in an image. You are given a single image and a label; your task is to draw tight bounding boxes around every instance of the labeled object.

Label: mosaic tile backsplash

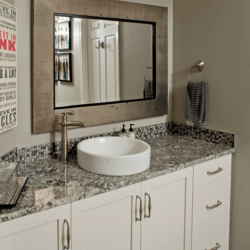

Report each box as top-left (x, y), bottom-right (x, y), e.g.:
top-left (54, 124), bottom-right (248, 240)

top-left (171, 122), bottom-right (235, 147)
top-left (0, 149), bottom-right (17, 163)
top-left (0, 122), bottom-right (234, 164)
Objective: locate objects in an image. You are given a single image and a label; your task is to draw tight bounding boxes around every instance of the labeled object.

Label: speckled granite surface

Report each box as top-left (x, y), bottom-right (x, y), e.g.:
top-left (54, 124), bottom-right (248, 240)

top-left (0, 135), bottom-right (235, 223)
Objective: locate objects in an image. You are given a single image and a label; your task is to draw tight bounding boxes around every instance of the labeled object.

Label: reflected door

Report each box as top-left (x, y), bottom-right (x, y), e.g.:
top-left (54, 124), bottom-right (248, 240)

top-left (88, 20), bottom-right (120, 103)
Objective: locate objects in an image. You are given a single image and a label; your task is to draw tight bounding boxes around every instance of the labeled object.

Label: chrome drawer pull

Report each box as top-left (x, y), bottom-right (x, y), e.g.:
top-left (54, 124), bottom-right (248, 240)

top-left (205, 242), bottom-right (221, 250)
top-left (63, 219), bottom-right (71, 249)
top-left (145, 193), bottom-right (152, 218)
top-left (206, 200), bottom-right (222, 210)
top-left (207, 167), bottom-right (223, 175)
top-left (136, 196), bottom-right (142, 221)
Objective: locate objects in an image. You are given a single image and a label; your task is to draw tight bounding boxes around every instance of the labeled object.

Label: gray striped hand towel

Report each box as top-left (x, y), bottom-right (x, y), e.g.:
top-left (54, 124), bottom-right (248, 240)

top-left (143, 80), bottom-right (154, 99)
top-left (185, 81), bottom-right (207, 125)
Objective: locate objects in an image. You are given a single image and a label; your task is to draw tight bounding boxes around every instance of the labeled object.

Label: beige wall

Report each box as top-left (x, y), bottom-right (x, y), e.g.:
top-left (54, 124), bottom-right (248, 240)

top-left (6, 0), bottom-right (14, 5)
top-left (0, 0), bottom-right (172, 156)
top-left (119, 22), bottom-right (152, 100)
top-left (173, 0), bottom-right (250, 249)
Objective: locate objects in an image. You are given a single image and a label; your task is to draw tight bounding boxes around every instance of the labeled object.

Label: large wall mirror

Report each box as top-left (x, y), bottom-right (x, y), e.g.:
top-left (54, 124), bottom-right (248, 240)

top-left (54, 15), bottom-right (156, 109)
top-left (32, 0), bottom-right (168, 134)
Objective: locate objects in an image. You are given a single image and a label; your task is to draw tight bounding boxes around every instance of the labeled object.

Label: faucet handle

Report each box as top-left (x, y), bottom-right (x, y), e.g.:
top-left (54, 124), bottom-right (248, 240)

top-left (61, 111), bottom-right (75, 116)
top-left (59, 111), bottom-right (75, 125)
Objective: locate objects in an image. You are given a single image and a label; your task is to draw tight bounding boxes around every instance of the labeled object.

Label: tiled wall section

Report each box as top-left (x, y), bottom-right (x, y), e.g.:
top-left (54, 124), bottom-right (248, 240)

top-left (0, 148), bottom-right (17, 162)
top-left (0, 122), bottom-right (234, 164)
top-left (171, 122), bottom-right (235, 147)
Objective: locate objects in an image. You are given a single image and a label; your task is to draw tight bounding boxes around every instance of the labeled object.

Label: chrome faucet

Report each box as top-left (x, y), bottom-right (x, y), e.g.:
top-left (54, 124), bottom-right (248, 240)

top-left (59, 111), bottom-right (84, 163)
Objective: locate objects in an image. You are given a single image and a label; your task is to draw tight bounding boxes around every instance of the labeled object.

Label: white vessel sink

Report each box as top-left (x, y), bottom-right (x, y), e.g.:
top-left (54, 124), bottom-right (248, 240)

top-left (77, 137), bottom-right (151, 176)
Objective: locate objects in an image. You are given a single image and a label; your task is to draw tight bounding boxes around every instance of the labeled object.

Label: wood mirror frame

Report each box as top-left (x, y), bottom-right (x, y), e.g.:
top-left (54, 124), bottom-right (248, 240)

top-left (32, 0), bottom-right (168, 134)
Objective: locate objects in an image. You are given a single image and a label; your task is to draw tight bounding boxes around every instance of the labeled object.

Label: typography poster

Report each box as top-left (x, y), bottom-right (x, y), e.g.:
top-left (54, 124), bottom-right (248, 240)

top-left (0, 0), bottom-right (17, 133)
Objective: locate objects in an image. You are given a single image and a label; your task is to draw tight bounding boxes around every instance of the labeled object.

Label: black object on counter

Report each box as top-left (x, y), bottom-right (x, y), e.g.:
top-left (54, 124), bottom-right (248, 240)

top-left (0, 177), bottom-right (28, 209)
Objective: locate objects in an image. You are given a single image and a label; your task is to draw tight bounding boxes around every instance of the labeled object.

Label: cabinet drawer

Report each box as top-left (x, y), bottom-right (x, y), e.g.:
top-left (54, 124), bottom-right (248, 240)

top-left (192, 217), bottom-right (229, 250)
top-left (194, 155), bottom-right (231, 189)
top-left (193, 175), bottom-right (231, 234)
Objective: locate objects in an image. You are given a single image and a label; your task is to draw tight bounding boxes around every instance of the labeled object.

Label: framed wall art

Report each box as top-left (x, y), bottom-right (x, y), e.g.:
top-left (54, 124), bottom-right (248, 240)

top-left (58, 53), bottom-right (72, 82)
top-left (55, 17), bottom-right (71, 50)
top-left (0, 0), bottom-right (17, 134)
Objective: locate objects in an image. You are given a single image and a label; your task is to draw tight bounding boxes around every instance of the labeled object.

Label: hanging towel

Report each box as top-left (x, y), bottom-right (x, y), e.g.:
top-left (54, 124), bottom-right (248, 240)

top-left (185, 81), bottom-right (207, 125)
top-left (143, 80), bottom-right (154, 99)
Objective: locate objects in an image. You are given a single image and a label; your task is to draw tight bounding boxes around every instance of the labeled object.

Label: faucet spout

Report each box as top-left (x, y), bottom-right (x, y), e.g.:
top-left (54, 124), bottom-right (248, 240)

top-left (65, 121), bottom-right (84, 128)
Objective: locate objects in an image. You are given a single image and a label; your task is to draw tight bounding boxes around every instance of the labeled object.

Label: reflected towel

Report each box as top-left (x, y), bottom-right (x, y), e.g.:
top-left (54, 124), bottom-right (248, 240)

top-left (143, 80), bottom-right (154, 99)
top-left (185, 81), bottom-right (207, 125)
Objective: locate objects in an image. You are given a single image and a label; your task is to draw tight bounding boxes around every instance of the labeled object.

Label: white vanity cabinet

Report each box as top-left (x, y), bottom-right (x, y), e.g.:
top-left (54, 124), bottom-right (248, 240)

top-left (71, 167), bottom-right (193, 250)
top-left (0, 154), bottom-right (232, 250)
top-left (0, 204), bottom-right (71, 250)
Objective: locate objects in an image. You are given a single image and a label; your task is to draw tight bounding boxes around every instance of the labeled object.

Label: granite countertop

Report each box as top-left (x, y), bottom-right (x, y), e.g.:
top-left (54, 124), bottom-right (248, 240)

top-left (0, 135), bottom-right (235, 223)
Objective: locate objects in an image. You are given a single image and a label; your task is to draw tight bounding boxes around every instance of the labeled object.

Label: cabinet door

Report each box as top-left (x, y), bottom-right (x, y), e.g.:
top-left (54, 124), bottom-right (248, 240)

top-left (141, 168), bottom-right (193, 250)
top-left (0, 204), bottom-right (70, 250)
top-left (72, 183), bottom-right (141, 250)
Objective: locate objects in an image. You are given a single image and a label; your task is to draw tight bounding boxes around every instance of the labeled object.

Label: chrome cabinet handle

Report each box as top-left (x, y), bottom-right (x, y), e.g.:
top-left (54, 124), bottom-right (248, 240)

top-left (95, 41), bottom-right (104, 49)
top-left (207, 167), bottom-right (223, 175)
top-left (136, 196), bottom-right (142, 221)
top-left (145, 193), bottom-right (152, 218)
top-left (206, 200), bottom-right (222, 210)
top-left (205, 242), bottom-right (221, 250)
top-left (63, 219), bottom-right (71, 249)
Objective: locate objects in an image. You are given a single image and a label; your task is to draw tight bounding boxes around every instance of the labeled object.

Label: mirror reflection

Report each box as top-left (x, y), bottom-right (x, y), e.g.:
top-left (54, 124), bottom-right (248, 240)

top-left (54, 15), bottom-right (156, 108)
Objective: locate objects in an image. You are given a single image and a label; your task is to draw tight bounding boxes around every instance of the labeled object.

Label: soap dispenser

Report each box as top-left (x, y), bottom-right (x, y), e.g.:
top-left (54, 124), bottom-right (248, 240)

top-left (127, 124), bottom-right (135, 138)
top-left (119, 124), bottom-right (127, 137)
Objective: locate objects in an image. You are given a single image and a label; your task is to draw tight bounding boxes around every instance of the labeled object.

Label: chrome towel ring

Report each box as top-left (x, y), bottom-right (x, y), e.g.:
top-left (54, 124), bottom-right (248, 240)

top-left (187, 60), bottom-right (208, 82)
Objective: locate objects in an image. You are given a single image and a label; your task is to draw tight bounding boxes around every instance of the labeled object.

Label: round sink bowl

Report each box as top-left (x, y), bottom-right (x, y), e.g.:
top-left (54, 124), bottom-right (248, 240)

top-left (77, 137), bottom-right (151, 176)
